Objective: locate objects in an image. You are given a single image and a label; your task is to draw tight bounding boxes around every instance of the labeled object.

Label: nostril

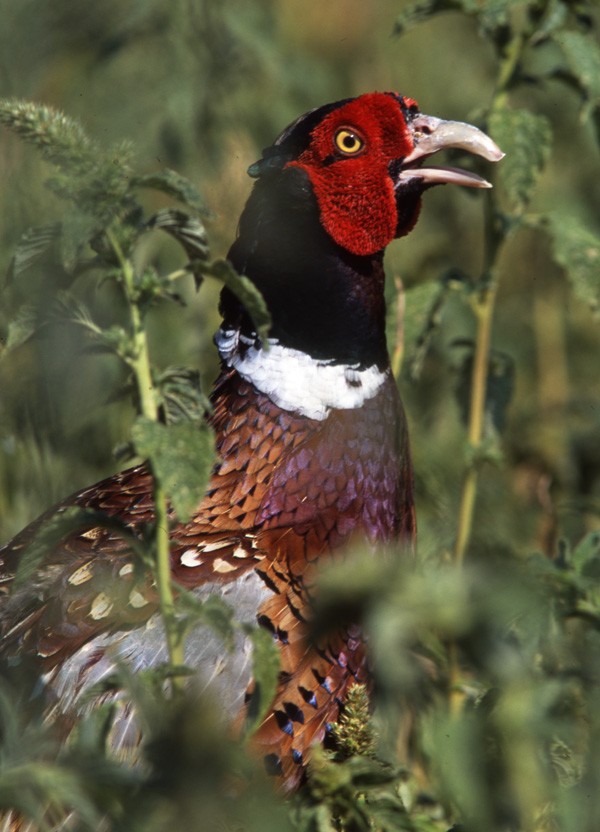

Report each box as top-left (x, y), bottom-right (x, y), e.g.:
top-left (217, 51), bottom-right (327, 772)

top-left (411, 115), bottom-right (442, 137)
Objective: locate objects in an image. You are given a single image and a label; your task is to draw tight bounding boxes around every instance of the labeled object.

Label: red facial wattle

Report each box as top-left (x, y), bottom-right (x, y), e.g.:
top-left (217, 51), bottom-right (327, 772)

top-left (287, 93), bottom-right (416, 257)
top-left (285, 91), bottom-right (504, 258)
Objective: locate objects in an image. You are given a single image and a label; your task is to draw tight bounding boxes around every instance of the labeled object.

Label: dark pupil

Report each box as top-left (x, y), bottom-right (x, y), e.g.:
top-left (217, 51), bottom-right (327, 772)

top-left (342, 133), bottom-right (357, 149)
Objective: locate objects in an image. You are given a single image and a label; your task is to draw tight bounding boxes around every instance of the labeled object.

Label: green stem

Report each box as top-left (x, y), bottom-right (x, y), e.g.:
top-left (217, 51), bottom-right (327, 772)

top-left (452, 302), bottom-right (497, 694)
top-left (107, 229), bottom-right (184, 678)
top-left (449, 27), bottom-right (528, 706)
top-left (450, 203), bottom-right (504, 716)
top-left (153, 478), bottom-right (183, 668)
top-left (495, 32), bottom-right (525, 103)
top-left (453, 273), bottom-right (498, 568)
top-left (452, 25), bottom-right (527, 569)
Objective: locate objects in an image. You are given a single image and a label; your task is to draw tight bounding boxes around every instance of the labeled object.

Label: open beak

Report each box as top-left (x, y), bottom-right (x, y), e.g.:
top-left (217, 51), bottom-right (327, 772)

top-left (398, 114), bottom-right (505, 189)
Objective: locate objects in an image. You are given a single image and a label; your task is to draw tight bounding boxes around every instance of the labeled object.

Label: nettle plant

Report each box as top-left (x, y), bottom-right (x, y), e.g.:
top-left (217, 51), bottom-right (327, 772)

top-left (0, 0), bottom-right (600, 830)
top-left (0, 99), bottom-right (276, 679)
top-left (0, 99), bottom-right (283, 828)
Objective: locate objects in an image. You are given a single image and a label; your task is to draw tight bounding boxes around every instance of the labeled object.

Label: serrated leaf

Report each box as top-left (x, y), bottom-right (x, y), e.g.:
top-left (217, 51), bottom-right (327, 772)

top-left (399, 279), bottom-right (450, 380)
top-left (147, 208), bottom-right (210, 288)
top-left (157, 366), bottom-right (210, 425)
top-left (544, 213), bottom-right (600, 308)
top-left (392, 0), bottom-right (458, 36)
top-left (554, 30), bottom-right (600, 116)
top-left (243, 625), bottom-right (280, 739)
top-left (461, 0), bottom-right (521, 32)
top-left (53, 292), bottom-right (132, 358)
top-left (393, 0), bottom-right (520, 36)
top-left (489, 107), bottom-right (552, 211)
top-left (571, 530), bottom-right (600, 577)
top-left (60, 212), bottom-right (98, 272)
top-left (366, 793), bottom-right (412, 832)
top-left (134, 169), bottom-right (211, 217)
top-left (2, 306), bottom-right (37, 353)
top-left (455, 347), bottom-right (515, 434)
top-left (315, 805), bottom-right (337, 832)
top-left (531, 0), bottom-right (568, 42)
top-left (202, 258), bottom-right (271, 341)
top-left (176, 589), bottom-right (236, 650)
top-left (53, 291), bottom-right (98, 330)
top-left (7, 223), bottom-right (60, 281)
top-left (344, 756), bottom-right (399, 788)
top-left (146, 208), bottom-right (209, 256)
top-left (198, 593), bottom-right (237, 646)
top-left (0, 761), bottom-right (103, 830)
top-left (131, 417), bottom-right (215, 522)
top-left (402, 280), bottom-right (445, 353)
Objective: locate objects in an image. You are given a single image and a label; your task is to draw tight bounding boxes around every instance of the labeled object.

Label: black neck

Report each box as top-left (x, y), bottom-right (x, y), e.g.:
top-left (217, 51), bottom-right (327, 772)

top-left (222, 166), bottom-right (389, 369)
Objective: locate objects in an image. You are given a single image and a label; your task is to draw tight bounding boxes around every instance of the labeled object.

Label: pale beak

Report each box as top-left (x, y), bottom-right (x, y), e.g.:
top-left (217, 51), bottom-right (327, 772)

top-left (398, 114), bottom-right (505, 189)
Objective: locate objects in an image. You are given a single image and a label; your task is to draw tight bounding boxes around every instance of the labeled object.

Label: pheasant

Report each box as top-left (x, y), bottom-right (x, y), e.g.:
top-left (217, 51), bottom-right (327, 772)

top-left (0, 92), bottom-right (502, 789)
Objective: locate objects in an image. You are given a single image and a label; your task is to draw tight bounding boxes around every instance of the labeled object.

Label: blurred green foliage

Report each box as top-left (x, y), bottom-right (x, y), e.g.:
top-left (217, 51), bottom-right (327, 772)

top-left (1, 0), bottom-right (600, 830)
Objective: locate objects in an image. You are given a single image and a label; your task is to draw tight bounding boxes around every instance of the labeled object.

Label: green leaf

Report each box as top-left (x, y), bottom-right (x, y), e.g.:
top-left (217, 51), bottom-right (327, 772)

top-left (402, 281), bottom-right (445, 354)
top-left (60, 212), bottom-right (98, 272)
top-left (571, 530), bottom-right (600, 577)
top-left (176, 589), bottom-right (236, 651)
top-left (554, 30), bottom-right (600, 117)
top-left (392, 0), bottom-right (459, 36)
top-left (197, 593), bottom-right (237, 647)
top-left (134, 169), bottom-right (212, 217)
top-left (201, 258), bottom-right (271, 341)
top-left (460, 0), bottom-right (521, 32)
top-left (454, 346), bottom-right (515, 434)
top-left (0, 761), bottom-right (103, 830)
top-left (489, 106), bottom-right (552, 212)
top-left (343, 756), bottom-right (399, 789)
top-left (243, 624), bottom-right (280, 739)
top-left (131, 417), bottom-right (215, 522)
top-left (366, 793), bottom-right (413, 832)
top-left (428, 711), bottom-right (497, 830)
top-left (6, 223), bottom-right (61, 282)
top-left (531, 0), bottom-right (568, 42)
top-left (53, 291), bottom-right (99, 333)
top-left (157, 366), bottom-right (211, 425)
top-left (1, 306), bottom-right (37, 353)
top-left (53, 292), bottom-right (133, 358)
top-left (393, 0), bottom-right (521, 37)
top-left (544, 213), bottom-right (600, 309)
top-left (401, 278), bottom-right (453, 380)
top-left (147, 208), bottom-right (210, 287)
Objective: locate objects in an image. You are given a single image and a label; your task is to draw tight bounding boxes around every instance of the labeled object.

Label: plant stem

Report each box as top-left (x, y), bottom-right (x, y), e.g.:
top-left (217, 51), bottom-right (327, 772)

top-left (495, 32), bottom-right (525, 103)
top-left (453, 275), bottom-right (498, 568)
top-left (153, 478), bottom-right (183, 669)
top-left (107, 229), bottom-right (184, 677)
top-left (451, 24), bottom-right (526, 569)
top-left (450, 219), bottom-right (503, 715)
top-left (448, 23), bottom-right (527, 706)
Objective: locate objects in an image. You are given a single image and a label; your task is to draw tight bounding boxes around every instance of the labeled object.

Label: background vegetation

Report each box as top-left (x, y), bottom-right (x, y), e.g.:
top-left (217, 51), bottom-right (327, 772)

top-left (1, 0), bottom-right (600, 830)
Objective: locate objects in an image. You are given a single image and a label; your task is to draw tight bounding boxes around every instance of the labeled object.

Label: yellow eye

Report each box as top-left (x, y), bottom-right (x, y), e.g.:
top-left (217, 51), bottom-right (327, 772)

top-left (334, 127), bottom-right (365, 156)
